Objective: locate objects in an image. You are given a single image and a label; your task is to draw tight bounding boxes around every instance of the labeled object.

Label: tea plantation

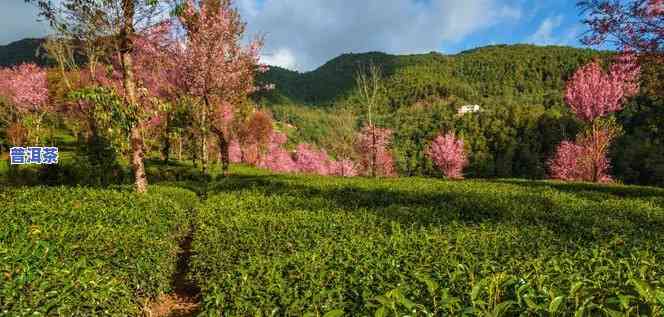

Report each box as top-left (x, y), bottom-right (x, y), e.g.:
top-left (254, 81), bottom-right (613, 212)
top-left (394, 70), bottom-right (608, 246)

top-left (191, 169), bottom-right (664, 316)
top-left (0, 185), bottom-right (198, 315)
top-left (2, 166), bottom-right (664, 316)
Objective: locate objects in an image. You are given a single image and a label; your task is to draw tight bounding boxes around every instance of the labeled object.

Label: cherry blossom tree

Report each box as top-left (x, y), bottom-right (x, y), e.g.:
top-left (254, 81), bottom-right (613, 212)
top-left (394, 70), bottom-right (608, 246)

top-left (293, 143), bottom-right (332, 175)
top-left (228, 139), bottom-right (242, 163)
top-left (578, 0), bottom-right (663, 96)
top-left (426, 132), bottom-right (468, 180)
top-left (356, 124), bottom-right (396, 177)
top-left (564, 54), bottom-right (641, 122)
top-left (549, 126), bottom-right (617, 183)
top-left (0, 63), bottom-right (50, 144)
top-left (27, 0), bottom-right (168, 193)
top-left (175, 0), bottom-right (264, 175)
top-left (257, 131), bottom-right (297, 173)
top-left (549, 141), bottom-right (587, 181)
top-left (579, 0), bottom-right (664, 52)
top-left (329, 159), bottom-right (359, 177)
top-left (550, 53), bottom-right (640, 182)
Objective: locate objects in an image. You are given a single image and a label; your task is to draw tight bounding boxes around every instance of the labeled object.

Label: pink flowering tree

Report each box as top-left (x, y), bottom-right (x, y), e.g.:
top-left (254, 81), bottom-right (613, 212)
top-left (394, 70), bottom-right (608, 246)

top-left (228, 139), bottom-right (242, 163)
top-left (578, 0), bottom-right (663, 96)
top-left (550, 53), bottom-right (640, 182)
top-left (329, 159), bottom-right (359, 177)
top-left (257, 131), bottom-right (297, 173)
top-left (175, 0), bottom-right (265, 175)
top-left (426, 132), bottom-right (468, 180)
top-left (0, 63), bottom-right (50, 144)
top-left (564, 54), bottom-right (641, 122)
top-left (355, 124), bottom-right (396, 177)
top-left (549, 141), bottom-right (586, 181)
top-left (293, 143), bottom-right (332, 175)
top-left (579, 0), bottom-right (664, 53)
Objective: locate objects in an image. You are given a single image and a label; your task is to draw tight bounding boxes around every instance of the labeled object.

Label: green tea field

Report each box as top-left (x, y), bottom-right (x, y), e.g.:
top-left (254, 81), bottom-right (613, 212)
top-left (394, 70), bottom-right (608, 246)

top-left (2, 166), bottom-right (663, 316)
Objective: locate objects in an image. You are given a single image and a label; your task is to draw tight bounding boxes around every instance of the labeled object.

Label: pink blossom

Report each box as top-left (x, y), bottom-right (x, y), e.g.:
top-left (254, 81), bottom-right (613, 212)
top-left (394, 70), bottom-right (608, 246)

top-left (257, 132), bottom-right (297, 173)
top-left (0, 63), bottom-right (49, 113)
top-left (549, 141), bottom-right (586, 181)
top-left (293, 143), bottom-right (332, 175)
top-left (355, 124), bottom-right (396, 177)
top-left (565, 61), bottom-right (623, 122)
top-left (580, 0), bottom-right (663, 52)
top-left (425, 132), bottom-right (468, 180)
top-left (549, 128), bottom-right (616, 183)
top-left (229, 139), bottom-right (242, 163)
top-left (609, 52), bottom-right (641, 97)
top-left (329, 159), bottom-right (359, 177)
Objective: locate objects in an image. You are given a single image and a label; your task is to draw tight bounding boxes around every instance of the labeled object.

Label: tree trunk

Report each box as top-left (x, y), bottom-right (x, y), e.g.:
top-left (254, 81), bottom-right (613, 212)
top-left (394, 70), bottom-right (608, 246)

top-left (178, 136), bottom-right (183, 161)
top-left (130, 126), bottom-right (148, 192)
top-left (216, 131), bottom-right (230, 175)
top-left (161, 134), bottom-right (170, 163)
top-left (371, 124), bottom-right (377, 177)
top-left (201, 101), bottom-right (208, 175)
top-left (120, 0), bottom-right (147, 193)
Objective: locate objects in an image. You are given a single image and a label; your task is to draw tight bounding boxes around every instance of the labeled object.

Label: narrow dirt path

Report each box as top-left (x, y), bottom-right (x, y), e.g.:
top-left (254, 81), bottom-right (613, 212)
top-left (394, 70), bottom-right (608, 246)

top-left (147, 225), bottom-right (201, 317)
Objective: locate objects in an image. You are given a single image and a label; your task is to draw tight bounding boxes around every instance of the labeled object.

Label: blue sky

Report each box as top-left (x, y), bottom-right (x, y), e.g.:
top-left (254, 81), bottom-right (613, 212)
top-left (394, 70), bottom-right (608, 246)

top-left (2, 0), bottom-right (594, 71)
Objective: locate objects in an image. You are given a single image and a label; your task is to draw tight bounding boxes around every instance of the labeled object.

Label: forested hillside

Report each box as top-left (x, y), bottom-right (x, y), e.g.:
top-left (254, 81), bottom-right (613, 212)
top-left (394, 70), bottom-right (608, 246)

top-left (255, 45), bottom-right (607, 107)
top-left (0, 38), bottom-right (48, 67)
top-left (254, 45), bottom-right (662, 185)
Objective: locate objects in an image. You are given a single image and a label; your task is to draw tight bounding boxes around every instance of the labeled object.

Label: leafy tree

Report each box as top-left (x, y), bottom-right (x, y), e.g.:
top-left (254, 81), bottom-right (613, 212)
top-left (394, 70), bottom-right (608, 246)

top-left (27, 0), bottom-right (169, 193)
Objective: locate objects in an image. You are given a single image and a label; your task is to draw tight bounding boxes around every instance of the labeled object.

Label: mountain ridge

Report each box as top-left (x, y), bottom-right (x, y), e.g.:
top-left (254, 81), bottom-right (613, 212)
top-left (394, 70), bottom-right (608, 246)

top-left (0, 38), bottom-right (607, 108)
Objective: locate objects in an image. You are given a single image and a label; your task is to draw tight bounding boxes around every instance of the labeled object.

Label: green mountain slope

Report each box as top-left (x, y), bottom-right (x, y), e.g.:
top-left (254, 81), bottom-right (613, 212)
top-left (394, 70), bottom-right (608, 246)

top-left (257, 44), bottom-right (607, 108)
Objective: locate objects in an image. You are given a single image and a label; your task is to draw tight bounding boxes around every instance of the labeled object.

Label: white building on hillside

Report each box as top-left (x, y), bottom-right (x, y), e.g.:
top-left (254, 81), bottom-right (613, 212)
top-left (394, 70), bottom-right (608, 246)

top-left (457, 104), bottom-right (482, 115)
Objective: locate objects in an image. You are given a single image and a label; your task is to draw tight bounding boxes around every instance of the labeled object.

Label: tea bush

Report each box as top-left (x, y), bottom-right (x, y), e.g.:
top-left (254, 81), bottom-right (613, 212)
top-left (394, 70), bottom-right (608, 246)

top-left (0, 185), bottom-right (197, 316)
top-left (192, 172), bottom-right (664, 316)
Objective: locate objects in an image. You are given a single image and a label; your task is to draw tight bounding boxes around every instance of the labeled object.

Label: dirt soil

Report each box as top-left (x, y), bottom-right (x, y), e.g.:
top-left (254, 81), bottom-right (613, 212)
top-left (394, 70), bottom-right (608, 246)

top-left (146, 231), bottom-right (201, 317)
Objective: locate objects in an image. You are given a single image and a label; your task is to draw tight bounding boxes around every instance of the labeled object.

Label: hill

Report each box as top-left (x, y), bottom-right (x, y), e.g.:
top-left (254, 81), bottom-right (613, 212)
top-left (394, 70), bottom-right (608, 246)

top-left (256, 44), bottom-right (607, 107)
top-left (0, 38), bottom-right (48, 67)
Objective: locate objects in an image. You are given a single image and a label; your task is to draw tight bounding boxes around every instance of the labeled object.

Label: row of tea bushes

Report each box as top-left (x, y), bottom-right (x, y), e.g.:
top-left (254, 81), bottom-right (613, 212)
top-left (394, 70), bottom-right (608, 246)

top-left (191, 174), bottom-right (664, 316)
top-left (0, 185), bottom-right (198, 316)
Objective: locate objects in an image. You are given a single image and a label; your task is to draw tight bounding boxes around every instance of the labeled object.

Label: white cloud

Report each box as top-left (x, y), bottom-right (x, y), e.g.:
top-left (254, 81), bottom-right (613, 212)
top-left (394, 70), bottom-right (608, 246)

top-left (237, 0), bottom-right (523, 71)
top-left (260, 47), bottom-right (297, 70)
top-left (526, 15), bottom-right (576, 46)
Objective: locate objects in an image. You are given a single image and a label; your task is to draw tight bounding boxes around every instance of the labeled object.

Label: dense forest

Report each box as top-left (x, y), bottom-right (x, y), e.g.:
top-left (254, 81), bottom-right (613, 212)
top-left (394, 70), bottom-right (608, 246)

top-left (1, 40), bottom-right (663, 185)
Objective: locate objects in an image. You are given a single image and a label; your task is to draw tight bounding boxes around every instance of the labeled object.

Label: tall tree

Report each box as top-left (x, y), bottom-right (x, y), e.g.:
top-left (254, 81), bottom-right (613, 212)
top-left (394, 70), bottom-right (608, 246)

top-left (0, 63), bottom-right (50, 144)
top-left (27, 0), bottom-right (167, 193)
top-left (355, 62), bottom-right (393, 177)
top-left (175, 0), bottom-right (264, 175)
